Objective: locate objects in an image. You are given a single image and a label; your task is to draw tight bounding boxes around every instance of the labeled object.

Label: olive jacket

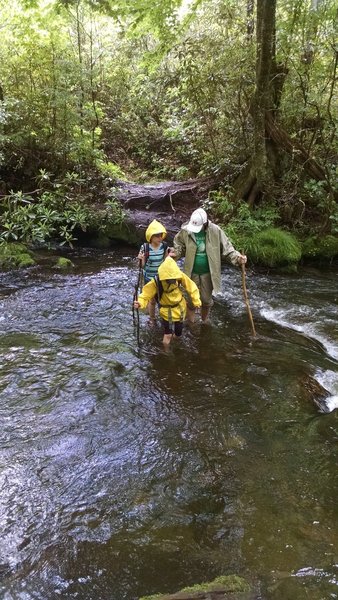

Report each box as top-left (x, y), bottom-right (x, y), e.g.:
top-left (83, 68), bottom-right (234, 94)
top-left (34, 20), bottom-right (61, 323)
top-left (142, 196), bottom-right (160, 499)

top-left (173, 221), bottom-right (241, 295)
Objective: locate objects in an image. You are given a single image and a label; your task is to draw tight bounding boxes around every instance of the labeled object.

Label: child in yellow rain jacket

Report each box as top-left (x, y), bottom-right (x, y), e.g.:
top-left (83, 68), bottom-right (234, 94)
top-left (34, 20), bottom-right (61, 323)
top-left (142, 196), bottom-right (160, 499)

top-left (133, 257), bottom-right (201, 345)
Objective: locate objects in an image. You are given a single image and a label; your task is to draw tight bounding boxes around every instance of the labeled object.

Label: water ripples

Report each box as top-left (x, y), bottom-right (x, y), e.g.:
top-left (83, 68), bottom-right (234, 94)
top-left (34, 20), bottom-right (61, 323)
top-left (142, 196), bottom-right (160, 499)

top-left (0, 252), bottom-right (337, 599)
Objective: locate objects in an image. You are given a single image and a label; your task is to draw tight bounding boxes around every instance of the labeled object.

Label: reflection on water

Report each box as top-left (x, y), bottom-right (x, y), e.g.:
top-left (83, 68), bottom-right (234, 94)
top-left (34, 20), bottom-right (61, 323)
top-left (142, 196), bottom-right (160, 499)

top-left (0, 250), bottom-right (337, 600)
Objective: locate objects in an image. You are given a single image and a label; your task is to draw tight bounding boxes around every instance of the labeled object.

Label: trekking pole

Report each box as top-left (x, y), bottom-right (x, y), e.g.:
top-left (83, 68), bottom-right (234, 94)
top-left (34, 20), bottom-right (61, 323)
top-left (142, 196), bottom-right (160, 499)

top-left (132, 260), bottom-right (142, 345)
top-left (241, 261), bottom-right (256, 337)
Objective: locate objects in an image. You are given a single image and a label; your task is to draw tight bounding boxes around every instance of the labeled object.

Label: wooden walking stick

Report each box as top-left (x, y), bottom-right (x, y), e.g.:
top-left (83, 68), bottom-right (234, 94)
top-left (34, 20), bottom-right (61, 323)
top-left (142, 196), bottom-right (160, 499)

top-left (132, 260), bottom-right (142, 345)
top-left (241, 261), bottom-right (256, 337)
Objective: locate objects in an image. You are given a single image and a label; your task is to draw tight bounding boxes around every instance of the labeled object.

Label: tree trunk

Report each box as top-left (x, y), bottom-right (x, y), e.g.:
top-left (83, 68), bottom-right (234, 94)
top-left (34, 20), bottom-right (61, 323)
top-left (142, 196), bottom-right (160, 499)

top-left (246, 0), bottom-right (254, 41)
top-left (265, 112), bottom-right (326, 181)
top-left (76, 1), bottom-right (85, 137)
top-left (232, 0), bottom-right (277, 205)
top-left (250, 0), bottom-right (276, 187)
top-left (231, 0), bottom-right (330, 206)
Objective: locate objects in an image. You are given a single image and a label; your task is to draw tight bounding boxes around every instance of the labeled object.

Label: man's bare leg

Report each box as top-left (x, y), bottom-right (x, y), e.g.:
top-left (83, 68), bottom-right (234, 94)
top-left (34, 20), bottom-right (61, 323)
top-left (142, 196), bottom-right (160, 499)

top-left (201, 305), bottom-right (211, 323)
top-left (186, 306), bottom-right (196, 323)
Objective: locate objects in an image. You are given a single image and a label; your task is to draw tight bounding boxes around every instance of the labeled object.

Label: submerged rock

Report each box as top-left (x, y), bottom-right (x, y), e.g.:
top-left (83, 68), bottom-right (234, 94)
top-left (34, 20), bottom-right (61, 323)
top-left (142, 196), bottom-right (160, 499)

top-left (301, 374), bottom-right (331, 413)
top-left (139, 575), bottom-right (253, 600)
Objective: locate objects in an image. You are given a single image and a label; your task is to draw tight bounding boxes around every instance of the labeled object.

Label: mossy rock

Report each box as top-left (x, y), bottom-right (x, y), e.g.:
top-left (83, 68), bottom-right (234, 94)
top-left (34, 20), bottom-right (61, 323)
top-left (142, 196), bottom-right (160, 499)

top-left (104, 220), bottom-right (141, 244)
top-left (86, 219), bottom-right (141, 247)
top-left (17, 254), bottom-right (36, 268)
top-left (55, 257), bottom-right (75, 270)
top-left (88, 233), bottom-right (111, 249)
top-left (246, 228), bottom-right (301, 268)
top-left (140, 575), bottom-right (252, 600)
top-left (0, 242), bottom-right (36, 270)
top-left (302, 235), bottom-right (338, 261)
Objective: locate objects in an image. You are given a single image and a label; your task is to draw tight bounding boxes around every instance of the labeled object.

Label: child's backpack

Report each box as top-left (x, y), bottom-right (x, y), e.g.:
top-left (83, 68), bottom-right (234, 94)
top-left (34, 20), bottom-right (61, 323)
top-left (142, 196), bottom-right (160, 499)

top-left (154, 275), bottom-right (185, 322)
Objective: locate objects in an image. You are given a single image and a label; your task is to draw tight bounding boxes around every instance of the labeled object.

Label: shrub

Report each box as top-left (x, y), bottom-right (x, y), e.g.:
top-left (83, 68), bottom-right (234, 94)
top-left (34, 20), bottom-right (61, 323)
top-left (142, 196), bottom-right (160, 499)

top-left (96, 160), bottom-right (126, 181)
top-left (302, 235), bottom-right (338, 260)
top-left (246, 227), bottom-right (302, 267)
top-left (206, 193), bottom-right (280, 251)
top-left (0, 175), bottom-right (126, 247)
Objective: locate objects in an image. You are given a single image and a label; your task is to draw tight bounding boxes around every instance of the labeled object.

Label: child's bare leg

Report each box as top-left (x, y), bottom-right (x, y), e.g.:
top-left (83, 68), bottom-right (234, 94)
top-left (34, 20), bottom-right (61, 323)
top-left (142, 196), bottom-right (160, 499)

top-left (162, 333), bottom-right (173, 345)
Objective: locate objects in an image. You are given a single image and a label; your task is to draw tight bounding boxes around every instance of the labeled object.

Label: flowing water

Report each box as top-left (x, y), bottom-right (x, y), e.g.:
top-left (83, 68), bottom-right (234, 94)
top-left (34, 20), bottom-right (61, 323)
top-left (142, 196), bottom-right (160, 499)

top-left (0, 249), bottom-right (337, 600)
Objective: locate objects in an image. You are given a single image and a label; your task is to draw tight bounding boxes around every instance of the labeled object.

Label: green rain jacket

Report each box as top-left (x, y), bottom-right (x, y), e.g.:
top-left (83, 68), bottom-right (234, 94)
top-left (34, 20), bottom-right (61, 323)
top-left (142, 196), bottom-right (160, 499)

top-left (173, 220), bottom-right (241, 295)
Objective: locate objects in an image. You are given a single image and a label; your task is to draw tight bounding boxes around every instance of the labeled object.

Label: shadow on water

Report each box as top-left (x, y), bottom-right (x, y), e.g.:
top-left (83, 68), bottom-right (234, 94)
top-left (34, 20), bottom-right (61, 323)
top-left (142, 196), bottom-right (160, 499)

top-left (0, 248), bottom-right (337, 599)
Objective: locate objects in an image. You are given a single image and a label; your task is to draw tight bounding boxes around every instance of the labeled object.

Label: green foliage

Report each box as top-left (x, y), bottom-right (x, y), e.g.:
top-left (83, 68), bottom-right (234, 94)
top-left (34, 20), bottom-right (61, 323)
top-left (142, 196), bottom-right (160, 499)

top-left (96, 160), bottom-right (126, 181)
top-left (329, 208), bottom-right (338, 234)
top-left (0, 190), bottom-right (85, 247)
top-left (303, 178), bottom-right (338, 233)
top-left (302, 235), bottom-right (338, 261)
top-left (104, 197), bottom-right (125, 226)
top-left (0, 0), bottom-right (337, 237)
top-left (0, 172), bottom-right (126, 247)
top-left (99, 2), bottom-right (256, 179)
top-left (245, 228), bottom-right (302, 267)
top-left (206, 191), bottom-right (280, 250)
top-left (0, 2), bottom-right (110, 177)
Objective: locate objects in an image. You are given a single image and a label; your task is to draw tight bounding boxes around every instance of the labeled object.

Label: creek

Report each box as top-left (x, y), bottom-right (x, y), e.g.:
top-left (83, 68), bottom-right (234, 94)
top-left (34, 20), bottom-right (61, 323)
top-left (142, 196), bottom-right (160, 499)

top-left (0, 248), bottom-right (337, 600)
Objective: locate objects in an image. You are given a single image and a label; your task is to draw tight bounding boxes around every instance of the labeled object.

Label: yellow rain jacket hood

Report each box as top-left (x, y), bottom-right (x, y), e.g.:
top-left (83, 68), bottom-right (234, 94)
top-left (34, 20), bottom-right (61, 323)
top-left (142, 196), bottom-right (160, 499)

top-left (145, 220), bottom-right (167, 243)
top-left (157, 257), bottom-right (183, 281)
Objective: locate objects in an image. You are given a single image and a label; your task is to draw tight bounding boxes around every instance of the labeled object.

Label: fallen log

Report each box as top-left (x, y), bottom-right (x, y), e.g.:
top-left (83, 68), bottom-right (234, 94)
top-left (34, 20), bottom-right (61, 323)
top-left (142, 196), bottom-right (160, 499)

top-left (114, 176), bottom-right (215, 241)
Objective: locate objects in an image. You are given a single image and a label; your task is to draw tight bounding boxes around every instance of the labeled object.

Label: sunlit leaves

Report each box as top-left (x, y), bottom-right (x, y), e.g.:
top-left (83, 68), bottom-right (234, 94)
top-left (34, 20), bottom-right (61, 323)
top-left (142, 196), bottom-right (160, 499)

top-left (0, 0), bottom-right (336, 207)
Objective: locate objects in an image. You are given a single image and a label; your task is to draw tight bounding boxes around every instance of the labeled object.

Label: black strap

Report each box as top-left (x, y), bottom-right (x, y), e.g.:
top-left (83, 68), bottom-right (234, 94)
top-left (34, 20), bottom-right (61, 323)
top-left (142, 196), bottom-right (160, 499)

top-left (154, 275), bottom-right (163, 304)
top-left (143, 242), bottom-right (149, 261)
top-left (154, 276), bottom-right (183, 310)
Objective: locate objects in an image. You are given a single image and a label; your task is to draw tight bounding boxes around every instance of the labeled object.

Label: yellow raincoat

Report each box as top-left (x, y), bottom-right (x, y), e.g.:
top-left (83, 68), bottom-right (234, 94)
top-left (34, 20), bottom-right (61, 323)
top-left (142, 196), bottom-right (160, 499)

top-left (145, 220), bottom-right (167, 242)
top-left (137, 257), bottom-right (201, 322)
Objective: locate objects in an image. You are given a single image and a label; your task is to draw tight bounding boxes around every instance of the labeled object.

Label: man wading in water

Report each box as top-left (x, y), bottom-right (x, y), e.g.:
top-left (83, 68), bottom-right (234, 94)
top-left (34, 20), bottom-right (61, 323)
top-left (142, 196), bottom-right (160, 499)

top-left (171, 208), bottom-right (247, 324)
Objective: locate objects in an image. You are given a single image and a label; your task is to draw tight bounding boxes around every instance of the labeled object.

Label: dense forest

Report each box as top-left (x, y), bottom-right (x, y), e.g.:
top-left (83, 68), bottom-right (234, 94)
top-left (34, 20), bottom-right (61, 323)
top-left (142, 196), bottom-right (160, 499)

top-left (0, 0), bottom-right (337, 267)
